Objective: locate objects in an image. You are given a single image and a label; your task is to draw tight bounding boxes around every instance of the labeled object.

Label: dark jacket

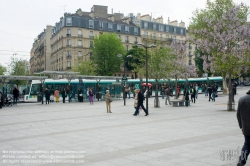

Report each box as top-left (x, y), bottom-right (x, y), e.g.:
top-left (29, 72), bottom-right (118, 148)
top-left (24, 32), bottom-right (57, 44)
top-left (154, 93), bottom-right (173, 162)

top-left (137, 91), bottom-right (144, 103)
top-left (207, 87), bottom-right (213, 94)
top-left (165, 88), bottom-right (171, 96)
top-left (13, 88), bottom-right (19, 98)
top-left (45, 90), bottom-right (50, 99)
top-left (190, 88), bottom-right (196, 96)
top-left (237, 94), bottom-right (250, 136)
top-left (61, 89), bottom-right (67, 98)
top-left (184, 91), bottom-right (189, 100)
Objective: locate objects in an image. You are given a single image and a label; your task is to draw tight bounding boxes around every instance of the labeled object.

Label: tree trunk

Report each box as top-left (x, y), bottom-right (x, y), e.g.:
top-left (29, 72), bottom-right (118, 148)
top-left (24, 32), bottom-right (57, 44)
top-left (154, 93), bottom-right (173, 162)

top-left (223, 77), bottom-right (227, 95)
top-left (227, 74), bottom-right (234, 111)
top-left (175, 78), bottom-right (178, 99)
top-left (155, 81), bottom-right (159, 107)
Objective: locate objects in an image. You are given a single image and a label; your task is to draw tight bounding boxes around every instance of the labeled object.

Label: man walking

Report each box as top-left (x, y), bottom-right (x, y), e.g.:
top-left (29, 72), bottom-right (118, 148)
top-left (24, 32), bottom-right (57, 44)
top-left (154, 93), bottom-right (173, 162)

top-left (133, 89), bottom-right (148, 116)
top-left (195, 84), bottom-right (199, 99)
top-left (190, 86), bottom-right (196, 103)
top-left (165, 87), bottom-right (171, 105)
top-left (237, 90), bottom-right (250, 166)
top-left (62, 88), bottom-right (67, 103)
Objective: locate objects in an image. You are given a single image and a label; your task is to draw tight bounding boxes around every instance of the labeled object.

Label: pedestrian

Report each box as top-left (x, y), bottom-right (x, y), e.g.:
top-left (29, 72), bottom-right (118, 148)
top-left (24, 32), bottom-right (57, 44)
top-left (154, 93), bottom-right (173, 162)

top-left (195, 84), bottom-right (199, 99)
top-left (13, 87), bottom-right (19, 105)
top-left (165, 87), bottom-right (171, 105)
top-left (205, 84), bottom-right (208, 97)
top-left (127, 86), bottom-right (131, 99)
top-left (233, 83), bottom-right (236, 103)
top-left (50, 93), bottom-right (54, 102)
top-left (22, 88), bottom-right (26, 99)
top-left (161, 86), bottom-right (165, 99)
top-left (105, 90), bottom-right (112, 113)
top-left (237, 90), bottom-right (250, 166)
top-left (184, 88), bottom-right (190, 107)
top-left (78, 88), bottom-right (82, 102)
top-left (54, 89), bottom-right (60, 102)
top-left (86, 88), bottom-right (89, 98)
top-left (212, 86), bottom-right (216, 102)
top-left (177, 86), bottom-right (180, 98)
top-left (134, 89), bottom-right (139, 115)
top-left (45, 88), bottom-right (50, 104)
top-left (67, 87), bottom-right (71, 103)
top-left (89, 88), bottom-right (94, 104)
top-left (133, 89), bottom-right (148, 116)
top-left (61, 88), bottom-right (67, 103)
top-left (190, 86), bottom-right (196, 103)
top-left (207, 85), bottom-right (213, 102)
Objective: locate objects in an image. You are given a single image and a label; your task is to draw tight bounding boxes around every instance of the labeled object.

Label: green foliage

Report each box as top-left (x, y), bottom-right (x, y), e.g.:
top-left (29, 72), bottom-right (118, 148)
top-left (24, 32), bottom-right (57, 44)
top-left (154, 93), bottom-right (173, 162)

top-left (93, 33), bottom-right (126, 76)
top-left (0, 65), bottom-right (7, 75)
top-left (8, 55), bottom-right (28, 86)
top-left (73, 60), bottom-right (96, 75)
top-left (126, 45), bottom-right (145, 71)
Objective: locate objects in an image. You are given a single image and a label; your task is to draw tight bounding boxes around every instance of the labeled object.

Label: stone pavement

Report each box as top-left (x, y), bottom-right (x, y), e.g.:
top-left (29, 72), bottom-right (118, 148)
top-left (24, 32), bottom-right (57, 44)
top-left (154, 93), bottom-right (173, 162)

top-left (0, 87), bottom-right (250, 166)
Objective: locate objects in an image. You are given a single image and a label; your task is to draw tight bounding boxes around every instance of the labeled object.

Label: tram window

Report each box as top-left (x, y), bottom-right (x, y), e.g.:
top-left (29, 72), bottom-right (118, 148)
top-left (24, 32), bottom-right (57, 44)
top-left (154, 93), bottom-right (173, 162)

top-left (30, 84), bottom-right (41, 95)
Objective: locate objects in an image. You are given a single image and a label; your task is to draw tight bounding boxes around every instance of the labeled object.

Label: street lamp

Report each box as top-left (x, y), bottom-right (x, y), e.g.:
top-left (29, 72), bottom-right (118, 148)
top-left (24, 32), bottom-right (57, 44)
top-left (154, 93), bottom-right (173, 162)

top-left (137, 43), bottom-right (156, 113)
top-left (117, 54), bottom-right (132, 106)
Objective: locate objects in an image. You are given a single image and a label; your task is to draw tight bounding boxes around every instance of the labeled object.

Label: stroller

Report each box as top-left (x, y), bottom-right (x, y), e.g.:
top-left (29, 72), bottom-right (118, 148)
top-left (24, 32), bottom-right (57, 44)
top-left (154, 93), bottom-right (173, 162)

top-left (4, 95), bottom-right (13, 106)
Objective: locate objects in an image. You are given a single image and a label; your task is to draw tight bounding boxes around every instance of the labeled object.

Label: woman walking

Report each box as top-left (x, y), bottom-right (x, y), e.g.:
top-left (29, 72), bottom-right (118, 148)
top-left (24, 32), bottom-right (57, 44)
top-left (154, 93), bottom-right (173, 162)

top-left (134, 89), bottom-right (139, 115)
top-left (184, 88), bottom-right (190, 107)
top-left (105, 90), bottom-right (112, 113)
top-left (89, 88), bottom-right (94, 104)
top-left (54, 89), bottom-right (60, 102)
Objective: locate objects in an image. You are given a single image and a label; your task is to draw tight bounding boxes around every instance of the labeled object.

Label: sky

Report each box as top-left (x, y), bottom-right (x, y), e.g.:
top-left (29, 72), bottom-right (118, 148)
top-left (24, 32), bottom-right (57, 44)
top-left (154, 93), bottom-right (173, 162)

top-left (0, 0), bottom-right (249, 68)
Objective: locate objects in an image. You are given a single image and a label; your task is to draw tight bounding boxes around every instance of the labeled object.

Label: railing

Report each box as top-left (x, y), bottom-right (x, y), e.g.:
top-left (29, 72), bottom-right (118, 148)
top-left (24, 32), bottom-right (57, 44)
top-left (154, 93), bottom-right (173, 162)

top-left (66, 34), bottom-right (71, 37)
top-left (78, 34), bottom-right (83, 37)
top-left (89, 36), bottom-right (94, 39)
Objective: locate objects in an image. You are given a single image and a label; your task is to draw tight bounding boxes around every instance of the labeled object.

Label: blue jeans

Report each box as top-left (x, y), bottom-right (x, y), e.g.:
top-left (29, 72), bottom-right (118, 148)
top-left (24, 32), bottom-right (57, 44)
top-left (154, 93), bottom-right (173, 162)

top-left (195, 92), bottom-right (198, 99)
top-left (212, 92), bottom-right (215, 101)
top-left (205, 90), bottom-right (208, 96)
top-left (13, 97), bottom-right (18, 105)
top-left (238, 135), bottom-right (250, 165)
top-left (161, 92), bottom-right (164, 99)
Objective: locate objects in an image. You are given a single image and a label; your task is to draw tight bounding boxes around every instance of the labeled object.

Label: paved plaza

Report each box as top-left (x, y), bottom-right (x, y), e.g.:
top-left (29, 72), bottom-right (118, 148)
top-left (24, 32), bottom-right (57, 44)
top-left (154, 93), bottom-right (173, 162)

top-left (0, 87), bottom-right (250, 166)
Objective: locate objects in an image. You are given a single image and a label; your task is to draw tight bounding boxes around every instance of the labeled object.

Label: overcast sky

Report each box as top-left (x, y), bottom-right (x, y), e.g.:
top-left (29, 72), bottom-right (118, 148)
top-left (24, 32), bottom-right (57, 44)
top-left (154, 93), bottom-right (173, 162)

top-left (0, 0), bottom-right (249, 68)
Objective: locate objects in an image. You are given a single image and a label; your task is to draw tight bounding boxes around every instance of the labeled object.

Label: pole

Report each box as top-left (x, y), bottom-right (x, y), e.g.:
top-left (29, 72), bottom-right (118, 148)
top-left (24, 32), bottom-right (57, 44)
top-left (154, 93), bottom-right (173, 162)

top-left (123, 58), bottom-right (126, 106)
top-left (146, 47), bottom-right (149, 113)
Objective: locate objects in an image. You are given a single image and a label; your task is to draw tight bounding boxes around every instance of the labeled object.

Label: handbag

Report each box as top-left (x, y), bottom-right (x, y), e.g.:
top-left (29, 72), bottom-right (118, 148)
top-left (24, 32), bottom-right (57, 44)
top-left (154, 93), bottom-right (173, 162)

top-left (79, 94), bottom-right (83, 97)
top-left (109, 98), bottom-right (112, 102)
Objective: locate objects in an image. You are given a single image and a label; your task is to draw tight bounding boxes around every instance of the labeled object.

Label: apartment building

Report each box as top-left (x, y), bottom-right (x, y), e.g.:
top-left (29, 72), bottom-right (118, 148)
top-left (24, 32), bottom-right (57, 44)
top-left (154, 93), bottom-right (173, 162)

top-left (30, 26), bottom-right (52, 74)
top-left (49, 6), bottom-right (141, 72)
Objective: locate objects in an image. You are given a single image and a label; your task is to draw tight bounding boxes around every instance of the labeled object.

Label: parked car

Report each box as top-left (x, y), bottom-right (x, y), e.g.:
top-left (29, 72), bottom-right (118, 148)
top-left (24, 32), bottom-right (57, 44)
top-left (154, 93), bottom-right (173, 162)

top-left (244, 82), bottom-right (250, 86)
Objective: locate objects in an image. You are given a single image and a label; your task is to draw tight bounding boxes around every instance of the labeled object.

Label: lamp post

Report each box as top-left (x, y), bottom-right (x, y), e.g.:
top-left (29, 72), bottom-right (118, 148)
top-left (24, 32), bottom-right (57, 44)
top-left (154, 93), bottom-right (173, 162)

top-left (137, 43), bottom-right (156, 113)
top-left (117, 54), bottom-right (132, 106)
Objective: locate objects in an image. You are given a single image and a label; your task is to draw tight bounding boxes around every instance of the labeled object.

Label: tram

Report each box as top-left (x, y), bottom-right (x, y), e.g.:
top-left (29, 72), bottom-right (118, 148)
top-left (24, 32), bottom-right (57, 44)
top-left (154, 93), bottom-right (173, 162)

top-left (23, 77), bottom-right (223, 102)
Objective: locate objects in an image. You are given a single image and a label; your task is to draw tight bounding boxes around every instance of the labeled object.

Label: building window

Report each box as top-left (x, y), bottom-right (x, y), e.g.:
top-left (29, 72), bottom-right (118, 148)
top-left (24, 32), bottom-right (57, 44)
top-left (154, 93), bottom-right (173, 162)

top-left (89, 31), bottom-right (94, 39)
top-left (166, 26), bottom-right (169, 32)
top-left (173, 27), bottom-right (176, 33)
top-left (125, 36), bottom-right (129, 43)
top-left (126, 45), bottom-right (129, 51)
top-left (125, 26), bottom-right (129, 33)
top-left (144, 31), bottom-right (148, 38)
top-left (180, 29), bottom-right (184, 34)
top-left (78, 51), bottom-right (82, 57)
top-left (89, 20), bottom-right (94, 28)
top-left (78, 29), bottom-right (82, 37)
top-left (66, 17), bottom-right (72, 26)
top-left (159, 25), bottom-right (163, 31)
top-left (78, 40), bottom-right (82, 47)
top-left (153, 24), bottom-right (156, 30)
top-left (67, 29), bottom-right (71, 36)
top-left (67, 51), bottom-right (71, 56)
top-left (134, 27), bottom-right (138, 35)
top-left (144, 22), bottom-right (148, 29)
top-left (117, 24), bottom-right (121, 31)
top-left (189, 60), bottom-right (192, 65)
top-left (67, 39), bottom-right (71, 46)
top-left (108, 23), bottom-right (113, 30)
top-left (67, 61), bottom-right (71, 67)
top-left (160, 34), bottom-right (162, 40)
top-left (152, 33), bottom-right (156, 39)
top-left (134, 37), bottom-right (138, 44)
top-left (99, 21), bottom-right (103, 29)
top-left (90, 41), bottom-right (93, 48)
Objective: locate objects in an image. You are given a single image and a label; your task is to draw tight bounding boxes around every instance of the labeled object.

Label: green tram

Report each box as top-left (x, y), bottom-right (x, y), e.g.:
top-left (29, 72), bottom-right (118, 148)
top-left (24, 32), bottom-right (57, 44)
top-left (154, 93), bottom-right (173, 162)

top-left (24, 77), bottom-right (223, 102)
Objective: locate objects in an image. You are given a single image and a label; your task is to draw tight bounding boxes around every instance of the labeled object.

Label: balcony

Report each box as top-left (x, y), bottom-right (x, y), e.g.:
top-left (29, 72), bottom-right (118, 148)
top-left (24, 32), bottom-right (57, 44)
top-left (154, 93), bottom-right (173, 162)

top-left (66, 55), bottom-right (72, 59)
top-left (67, 67), bottom-right (71, 70)
top-left (134, 41), bottom-right (138, 44)
top-left (142, 35), bottom-right (148, 39)
top-left (78, 34), bottom-right (83, 37)
top-left (78, 45), bottom-right (83, 47)
top-left (189, 46), bottom-right (192, 49)
top-left (125, 40), bottom-right (129, 43)
top-left (66, 34), bottom-right (71, 37)
top-left (66, 45), bottom-right (71, 47)
top-left (89, 36), bottom-right (94, 39)
top-left (90, 45), bottom-right (94, 48)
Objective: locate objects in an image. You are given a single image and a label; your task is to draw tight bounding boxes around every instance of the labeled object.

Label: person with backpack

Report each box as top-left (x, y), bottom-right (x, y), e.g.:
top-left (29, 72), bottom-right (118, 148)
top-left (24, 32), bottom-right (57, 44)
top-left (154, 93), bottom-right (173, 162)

top-left (133, 89), bottom-right (148, 116)
top-left (190, 86), bottom-right (196, 103)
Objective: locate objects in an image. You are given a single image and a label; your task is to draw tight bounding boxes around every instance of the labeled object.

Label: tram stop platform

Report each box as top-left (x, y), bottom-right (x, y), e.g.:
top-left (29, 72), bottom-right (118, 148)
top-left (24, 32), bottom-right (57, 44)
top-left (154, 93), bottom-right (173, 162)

top-left (0, 87), bottom-right (249, 166)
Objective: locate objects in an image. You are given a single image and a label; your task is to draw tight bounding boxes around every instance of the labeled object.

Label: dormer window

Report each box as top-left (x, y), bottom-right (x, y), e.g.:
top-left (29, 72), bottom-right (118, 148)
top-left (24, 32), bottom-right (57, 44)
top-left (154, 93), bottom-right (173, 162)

top-left (134, 27), bottom-right (138, 35)
top-left (153, 24), bottom-right (156, 30)
top-left (108, 23), bottom-right (113, 30)
top-left (173, 27), bottom-right (176, 33)
top-left (99, 21), bottom-right (103, 29)
top-left (125, 26), bottom-right (129, 33)
top-left (159, 25), bottom-right (163, 31)
top-left (144, 22), bottom-right (148, 29)
top-left (66, 17), bottom-right (72, 26)
top-left (89, 20), bottom-right (94, 28)
top-left (180, 29), bottom-right (184, 34)
top-left (117, 24), bottom-right (121, 32)
top-left (166, 26), bottom-right (169, 32)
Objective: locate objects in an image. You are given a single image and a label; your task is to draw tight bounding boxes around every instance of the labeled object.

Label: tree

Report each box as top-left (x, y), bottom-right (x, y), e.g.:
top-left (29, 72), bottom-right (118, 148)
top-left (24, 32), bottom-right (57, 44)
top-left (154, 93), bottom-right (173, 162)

top-left (169, 42), bottom-right (197, 99)
top-left (189, 3), bottom-right (250, 111)
top-left (126, 45), bottom-right (145, 72)
top-left (0, 65), bottom-right (7, 75)
top-left (149, 46), bottom-right (176, 107)
top-left (73, 60), bottom-right (96, 75)
top-left (93, 33), bottom-right (126, 76)
top-left (8, 55), bottom-right (28, 86)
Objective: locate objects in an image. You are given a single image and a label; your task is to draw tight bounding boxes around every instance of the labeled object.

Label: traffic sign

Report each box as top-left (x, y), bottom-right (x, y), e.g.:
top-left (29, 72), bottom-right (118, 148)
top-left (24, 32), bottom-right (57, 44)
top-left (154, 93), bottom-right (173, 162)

top-left (122, 77), bottom-right (127, 81)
